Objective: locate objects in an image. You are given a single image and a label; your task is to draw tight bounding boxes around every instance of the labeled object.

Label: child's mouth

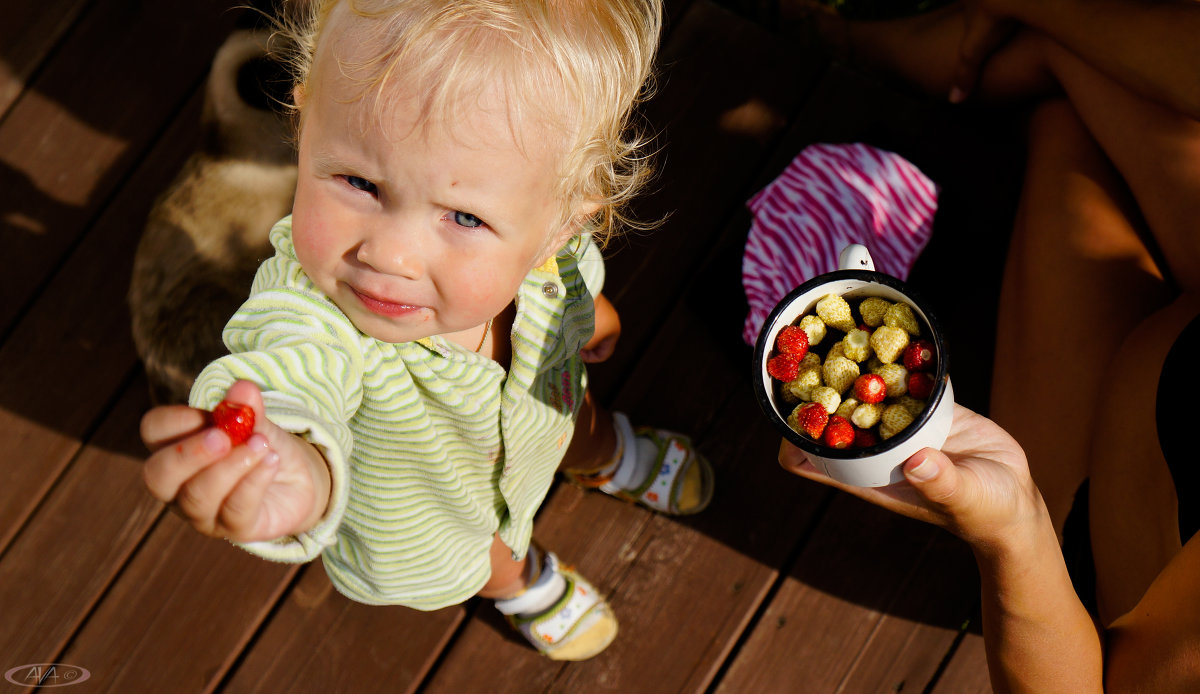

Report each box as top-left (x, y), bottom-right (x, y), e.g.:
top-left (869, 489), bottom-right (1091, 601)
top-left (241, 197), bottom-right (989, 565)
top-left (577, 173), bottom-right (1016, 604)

top-left (351, 287), bottom-right (421, 317)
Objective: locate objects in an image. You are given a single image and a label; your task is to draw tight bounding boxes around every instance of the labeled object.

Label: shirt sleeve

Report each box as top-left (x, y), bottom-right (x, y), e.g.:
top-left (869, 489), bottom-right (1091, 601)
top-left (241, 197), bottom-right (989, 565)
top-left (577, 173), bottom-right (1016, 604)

top-left (189, 265), bottom-right (365, 563)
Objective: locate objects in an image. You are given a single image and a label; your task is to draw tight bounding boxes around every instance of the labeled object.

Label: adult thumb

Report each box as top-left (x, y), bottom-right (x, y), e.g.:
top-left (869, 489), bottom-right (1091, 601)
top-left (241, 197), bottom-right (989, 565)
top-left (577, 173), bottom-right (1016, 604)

top-left (902, 448), bottom-right (962, 510)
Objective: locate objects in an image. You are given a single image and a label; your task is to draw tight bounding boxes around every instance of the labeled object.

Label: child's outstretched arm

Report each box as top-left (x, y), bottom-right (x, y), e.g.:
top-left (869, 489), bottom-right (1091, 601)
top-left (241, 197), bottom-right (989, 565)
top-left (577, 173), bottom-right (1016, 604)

top-left (141, 379), bottom-right (332, 543)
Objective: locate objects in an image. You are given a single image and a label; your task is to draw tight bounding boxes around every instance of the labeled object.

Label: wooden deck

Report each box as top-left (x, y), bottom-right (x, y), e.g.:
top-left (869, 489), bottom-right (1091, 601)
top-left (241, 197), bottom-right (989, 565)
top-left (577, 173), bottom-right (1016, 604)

top-left (1, 1), bottom-right (1027, 691)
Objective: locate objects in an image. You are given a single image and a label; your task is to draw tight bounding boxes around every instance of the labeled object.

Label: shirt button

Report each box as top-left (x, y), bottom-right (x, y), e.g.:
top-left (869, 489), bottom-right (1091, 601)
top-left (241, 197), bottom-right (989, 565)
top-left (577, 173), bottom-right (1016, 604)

top-left (541, 282), bottom-right (558, 298)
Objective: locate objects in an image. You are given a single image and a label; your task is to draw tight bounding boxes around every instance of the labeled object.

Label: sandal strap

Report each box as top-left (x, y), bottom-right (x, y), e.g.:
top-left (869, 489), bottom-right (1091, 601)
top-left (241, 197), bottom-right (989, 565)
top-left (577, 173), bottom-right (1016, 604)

top-left (505, 555), bottom-right (611, 652)
top-left (599, 411), bottom-right (637, 495)
top-left (612, 428), bottom-right (693, 513)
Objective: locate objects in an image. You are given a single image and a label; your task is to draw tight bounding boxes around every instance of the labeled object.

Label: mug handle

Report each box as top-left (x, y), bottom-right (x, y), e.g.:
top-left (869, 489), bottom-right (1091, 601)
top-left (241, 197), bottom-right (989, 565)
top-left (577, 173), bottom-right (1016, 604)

top-left (838, 244), bottom-right (875, 271)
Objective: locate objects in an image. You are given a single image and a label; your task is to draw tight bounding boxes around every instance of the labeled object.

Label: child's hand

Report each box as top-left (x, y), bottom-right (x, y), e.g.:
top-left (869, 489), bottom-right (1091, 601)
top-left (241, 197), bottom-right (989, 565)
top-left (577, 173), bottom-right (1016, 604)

top-left (140, 380), bottom-right (332, 543)
top-left (779, 404), bottom-right (1045, 550)
top-left (581, 292), bottom-right (621, 363)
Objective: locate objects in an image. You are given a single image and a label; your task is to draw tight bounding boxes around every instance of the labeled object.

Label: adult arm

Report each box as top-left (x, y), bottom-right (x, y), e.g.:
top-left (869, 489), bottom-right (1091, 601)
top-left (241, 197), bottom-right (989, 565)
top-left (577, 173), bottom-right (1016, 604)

top-left (780, 405), bottom-right (1103, 692)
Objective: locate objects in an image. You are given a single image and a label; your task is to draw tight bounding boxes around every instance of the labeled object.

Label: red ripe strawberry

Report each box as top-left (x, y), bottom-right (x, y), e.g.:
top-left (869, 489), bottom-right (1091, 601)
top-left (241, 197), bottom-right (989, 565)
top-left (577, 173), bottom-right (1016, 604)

top-left (213, 400), bottom-right (255, 445)
top-left (852, 373), bottom-right (887, 404)
top-left (775, 325), bottom-right (809, 358)
top-left (907, 372), bottom-right (935, 400)
top-left (767, 353), bottom-right (802, 382)
top-left (794, 402), bottom-right (829, 440)
top-left (903, 339), bottom-right (935, 372)
top-left (853, 427), bottom-right (880, 448)
top-left (823, 415), bottom-right (854, 449)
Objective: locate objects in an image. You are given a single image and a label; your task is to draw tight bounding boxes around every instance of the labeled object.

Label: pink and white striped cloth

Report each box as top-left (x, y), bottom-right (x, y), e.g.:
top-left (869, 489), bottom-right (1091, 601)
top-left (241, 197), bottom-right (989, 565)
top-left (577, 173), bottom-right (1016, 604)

top-left (741, 142), bottom-right (939, 346)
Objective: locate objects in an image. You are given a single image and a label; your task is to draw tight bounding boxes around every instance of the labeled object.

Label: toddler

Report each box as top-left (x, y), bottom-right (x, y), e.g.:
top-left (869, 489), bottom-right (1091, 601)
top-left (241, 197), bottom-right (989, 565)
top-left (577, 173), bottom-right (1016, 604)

top-left (139, 0), bottom-right (713, 661)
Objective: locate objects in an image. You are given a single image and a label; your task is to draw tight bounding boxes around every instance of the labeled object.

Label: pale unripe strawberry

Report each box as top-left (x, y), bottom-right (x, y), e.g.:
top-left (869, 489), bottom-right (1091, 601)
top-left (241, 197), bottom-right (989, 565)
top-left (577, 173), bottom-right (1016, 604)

top-left (859, 296), bottom-right (891, 327)
top-left (870, 325), bottom-right (909, 363)
top-left (880, 404), bottom-right (915, 439)
top-left (895, 395), bottom-right (926, 417)
top-left (809, 386), bottom-right (842, 415)
top-left (835, 397), bottom-right (860, 420)
top-left (816, 293), bottom-right (857, 333)
top-left (799, 352), bottom-right (821, 370)
top-left (850, 401), bottom-right (883, 429)
top-left (826, 341), bottom-right (847, 361)
top-left (842, 328), bottom-right (872, 362)
top-left (822, 356), bottom-right (860, 395)
top-left (799, 315), bottom-right (827, 346)
top-left (873, 362), bottom-right (909, 398)
top-left (782, 366), bottom-right (823, 403)
top-left (884, 302), bottom-right (921, 336)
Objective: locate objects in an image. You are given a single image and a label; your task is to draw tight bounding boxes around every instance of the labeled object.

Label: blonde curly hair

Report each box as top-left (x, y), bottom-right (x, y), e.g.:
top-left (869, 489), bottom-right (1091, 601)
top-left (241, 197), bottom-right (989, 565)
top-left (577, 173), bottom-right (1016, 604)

top-left (273, 0), bottom-right (662, 246)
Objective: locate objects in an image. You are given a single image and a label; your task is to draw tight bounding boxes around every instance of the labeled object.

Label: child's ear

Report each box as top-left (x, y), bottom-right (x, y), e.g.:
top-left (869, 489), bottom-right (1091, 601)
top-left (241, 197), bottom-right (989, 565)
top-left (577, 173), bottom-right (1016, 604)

top-left (292, 84), bottom-right (306, 109)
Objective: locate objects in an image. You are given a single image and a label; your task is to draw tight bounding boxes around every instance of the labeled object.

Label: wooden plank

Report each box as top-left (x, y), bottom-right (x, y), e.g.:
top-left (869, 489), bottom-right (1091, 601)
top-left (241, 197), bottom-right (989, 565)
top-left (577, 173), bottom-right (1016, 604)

top-left (221, 561), bottom-right (467, 694)
top-left (0, 375), bottom-right (160, 667)
top-left (713, 496), bottom-right (961, 693)
top-left (0, 87), bottom-right (203, 554)
top-left (587, 0), bottom-right (828, 401)
top-left (931, 631), bottom-right (993, 694)
top-left (0, 0), bottom-right (238, 336)
top-left (56, 516), bottom-right (297, 693)
top-left (837, 531), bottom-right (979, 693)
top-left (0, 0), bottom-right (92, 119)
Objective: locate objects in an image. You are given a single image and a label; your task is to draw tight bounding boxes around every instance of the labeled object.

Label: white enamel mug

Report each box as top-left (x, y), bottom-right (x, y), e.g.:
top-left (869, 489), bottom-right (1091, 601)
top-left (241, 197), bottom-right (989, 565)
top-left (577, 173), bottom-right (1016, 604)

top-left (753, 245), bottom-right (954, 487)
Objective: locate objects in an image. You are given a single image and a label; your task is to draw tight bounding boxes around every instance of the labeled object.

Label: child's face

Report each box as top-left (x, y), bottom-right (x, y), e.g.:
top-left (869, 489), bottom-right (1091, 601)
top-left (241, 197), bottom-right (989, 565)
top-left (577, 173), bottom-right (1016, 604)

top-left (290, 31), bottom-right (572, 345)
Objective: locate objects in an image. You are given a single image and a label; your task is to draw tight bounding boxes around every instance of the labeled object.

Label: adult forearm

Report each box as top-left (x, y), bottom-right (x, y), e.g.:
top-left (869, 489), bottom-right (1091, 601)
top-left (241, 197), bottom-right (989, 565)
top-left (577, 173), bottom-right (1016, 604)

top-left (973, 507), bottom-right (1104, 693)
top-left (992, 0), bottom-right (1200, 117)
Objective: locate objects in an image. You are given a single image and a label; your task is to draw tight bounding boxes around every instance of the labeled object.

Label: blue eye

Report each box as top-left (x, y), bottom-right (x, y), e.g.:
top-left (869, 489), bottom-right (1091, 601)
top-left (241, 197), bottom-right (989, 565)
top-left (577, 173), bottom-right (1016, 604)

top-left (345, 176), bottom-right (377, 195)
top-left (454, 211), bottom-right (483, 228)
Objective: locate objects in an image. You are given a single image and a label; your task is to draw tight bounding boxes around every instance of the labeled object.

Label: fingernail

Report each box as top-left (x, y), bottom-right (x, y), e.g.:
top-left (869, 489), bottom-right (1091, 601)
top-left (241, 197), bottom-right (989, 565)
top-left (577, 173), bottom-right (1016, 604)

top-left (246, 434), bottom-right (269, 452)
top-left (203, 429), bottom-right (226, 453)
top-left (948, 86), bottom-right (966, 104)
top-left (261, 451), bottom-right (280, 468)
top-left (907, 457), bottom-right (937, 481)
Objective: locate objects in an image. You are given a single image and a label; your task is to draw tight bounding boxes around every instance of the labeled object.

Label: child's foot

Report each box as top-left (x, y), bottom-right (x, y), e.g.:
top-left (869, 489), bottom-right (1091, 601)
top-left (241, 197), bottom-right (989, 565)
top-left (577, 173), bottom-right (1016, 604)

top-left (494, 549), bottom-right (618, 661)
top-left (567, 411), bottom-right (714, 515)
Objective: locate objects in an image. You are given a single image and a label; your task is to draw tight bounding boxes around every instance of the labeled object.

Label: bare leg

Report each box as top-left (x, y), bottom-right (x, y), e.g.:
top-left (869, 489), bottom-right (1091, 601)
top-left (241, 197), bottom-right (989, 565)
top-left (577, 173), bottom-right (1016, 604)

top-left (990, 99), bottom-right (1170, 536)
top-left (477, 534), bottom-right (529, 599)
top-left (1041, 40), bottom-right (1200, 293)
top-left (781, 2), bottom-right (1055, 101)
top-left (559, 389), bottom-right (618, 474)
top-left (1089, 294), bottom-right (1200, 625)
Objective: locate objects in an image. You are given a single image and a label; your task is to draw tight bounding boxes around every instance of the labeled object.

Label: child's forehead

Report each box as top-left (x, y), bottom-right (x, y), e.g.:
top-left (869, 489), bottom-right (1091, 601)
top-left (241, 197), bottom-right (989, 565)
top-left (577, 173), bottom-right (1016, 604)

top-left (312, 3), bottom-right (573, 141)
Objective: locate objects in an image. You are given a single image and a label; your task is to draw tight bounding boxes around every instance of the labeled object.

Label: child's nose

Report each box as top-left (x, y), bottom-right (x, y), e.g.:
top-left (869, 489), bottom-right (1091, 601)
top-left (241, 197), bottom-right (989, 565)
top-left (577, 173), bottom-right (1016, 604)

top-left (356, 226), bottom-right (423, 278)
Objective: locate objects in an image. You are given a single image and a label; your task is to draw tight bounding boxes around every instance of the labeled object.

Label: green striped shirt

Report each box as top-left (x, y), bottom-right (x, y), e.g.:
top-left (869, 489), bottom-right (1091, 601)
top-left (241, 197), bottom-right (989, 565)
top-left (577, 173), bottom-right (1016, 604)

top-left (190, 217), bottom-right (604, 610)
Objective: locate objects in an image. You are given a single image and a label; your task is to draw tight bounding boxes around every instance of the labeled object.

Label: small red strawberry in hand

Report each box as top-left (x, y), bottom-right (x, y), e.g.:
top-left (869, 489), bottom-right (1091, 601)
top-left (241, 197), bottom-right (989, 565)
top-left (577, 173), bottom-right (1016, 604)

top-left (907, 372), bottom-right (935, 400)
top-left (903, 339), bottom-right (935, 372)
top-left (213, 400), bottom-right (256, 445)
top-left (852, 373), bottom-right (887, 404)
top-left (767, 353), bottom-right (803, 382)
top-left (823, 415), bottom-right (854, 449)
top-left (791, 402), bottom-right (829, 440)
top-left (775, 325), bottom-right (809, 358)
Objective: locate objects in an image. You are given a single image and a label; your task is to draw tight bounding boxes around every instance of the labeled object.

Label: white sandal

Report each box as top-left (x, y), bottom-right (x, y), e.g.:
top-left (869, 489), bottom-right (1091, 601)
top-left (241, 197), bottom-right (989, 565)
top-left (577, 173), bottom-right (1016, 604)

top-left (499, 552), bottom-right (618, 661)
